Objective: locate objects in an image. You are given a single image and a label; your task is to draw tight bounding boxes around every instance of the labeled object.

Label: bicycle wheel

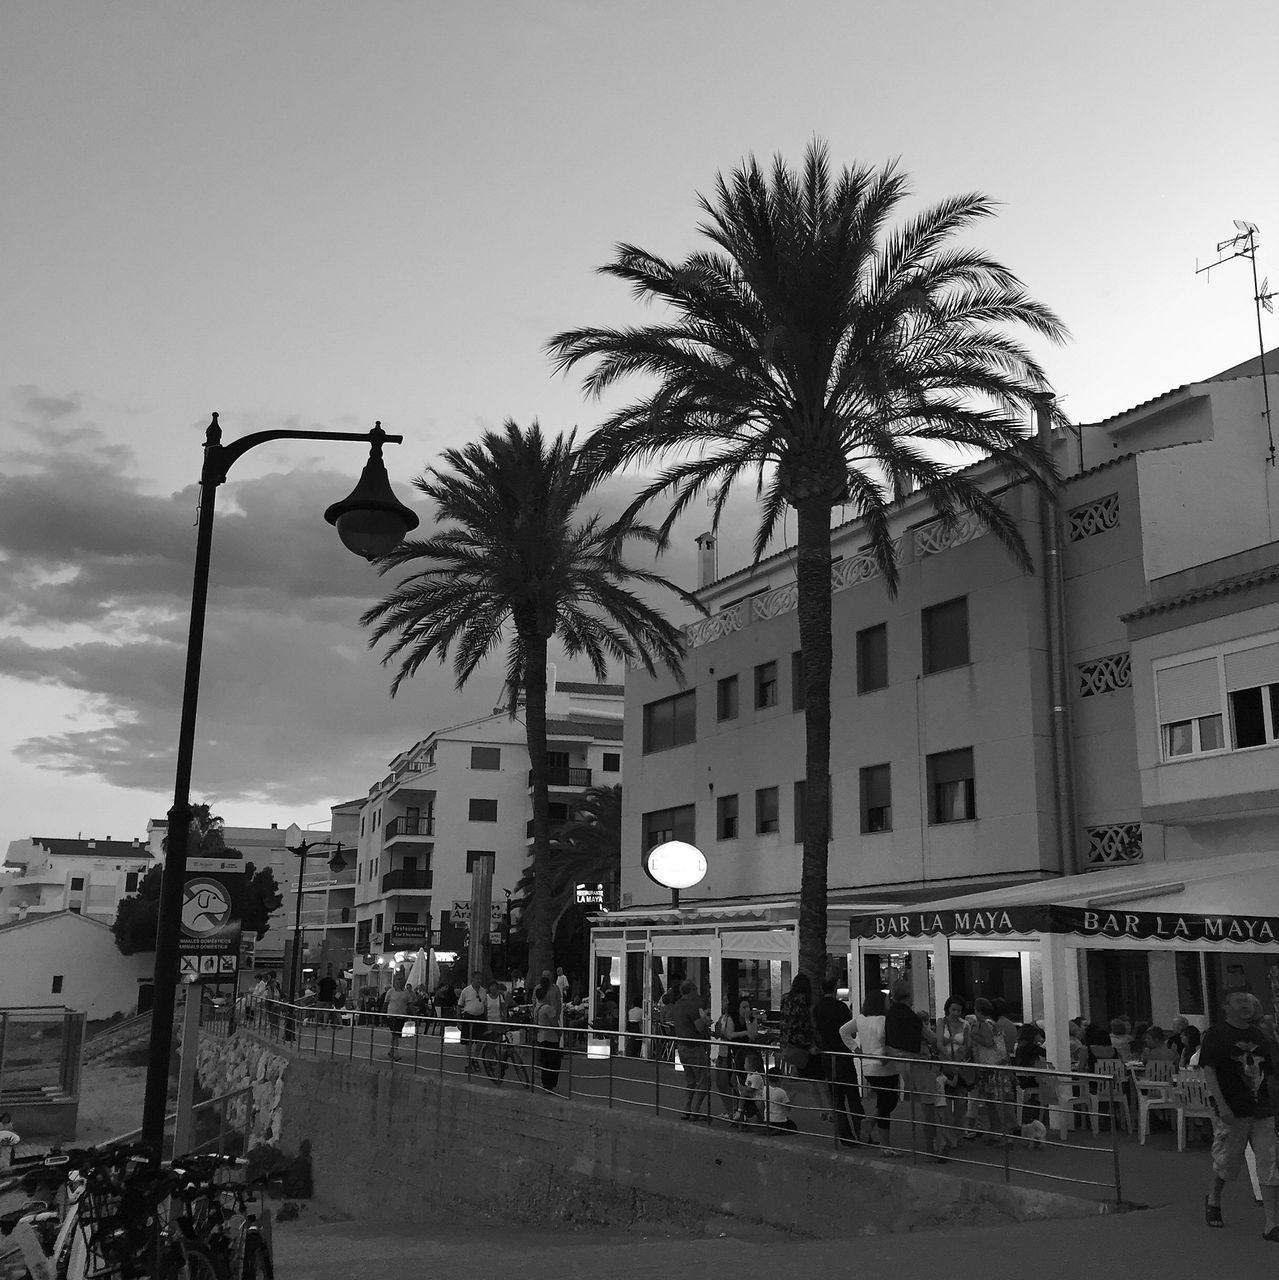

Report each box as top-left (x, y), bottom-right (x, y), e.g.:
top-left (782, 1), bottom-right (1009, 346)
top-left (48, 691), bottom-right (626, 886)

top-left (160, 1243), bottom-right (221, 1280)
top-left (240, 1235), bottom-right (274, 1280)
top-left (507, 1047), bottom-right (531, 1086)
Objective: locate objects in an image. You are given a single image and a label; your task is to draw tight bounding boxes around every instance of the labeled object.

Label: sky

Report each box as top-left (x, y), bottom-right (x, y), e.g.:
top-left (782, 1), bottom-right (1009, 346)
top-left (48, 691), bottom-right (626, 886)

top-left (2, 1), bottom-right (1277, 852)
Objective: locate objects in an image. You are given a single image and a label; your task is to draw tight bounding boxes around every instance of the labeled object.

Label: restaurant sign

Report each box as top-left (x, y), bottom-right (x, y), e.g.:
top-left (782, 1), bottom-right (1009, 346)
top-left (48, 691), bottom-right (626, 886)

top-left (850, 905), bottom-right (1279, 945)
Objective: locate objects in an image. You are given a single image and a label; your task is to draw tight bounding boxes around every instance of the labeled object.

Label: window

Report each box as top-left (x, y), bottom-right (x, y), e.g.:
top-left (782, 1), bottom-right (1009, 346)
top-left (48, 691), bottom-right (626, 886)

top-left (793, 778), bottom-right (832, 843)
top-left (755, 661), bottom-right (778, 709)
top-left (470, 746), bottom-right (501, 770)
top-left (642, 805), bottom-right (695, 851)
top-left (375, 913), bottom-right (384, 933)
top-left (717, 794), bottom-right (739, 840)
top-left (360, 814), bottom-right (366, 836)
top-left (125, 871), bottom-right (139, 894)
top-left (1162, 715), bottom-right (1225, 758)
top-left (70, 876), bottom-right (85, 891)
top-left (1228, 683), bottom-right (1279, 750)
top-left (51, 975), bottom-right (63, 995)
top-left (755, 786), bottom-right (779, 834)
top-left (643, 690), bottom-right (697, 752)
top-left (466, 851), bottom-right (495, 872)
top-left (716, 674), bottom-right (739, 722)
top-left (393, 911), bottom-right (419, 924)
top-left (857, 624), bottom-right (888, 693)
top-left (860, 764), bottom-right (892, 833)
top-left (923, 597), bottom-right (970, 674)
top-left (468, 798), bottom-right (498, 822)
top-left (928, 748), bottom-right (975, 823)
top-left (791, 651), bottom-right (806, 713)
top-left (602, 752), bottom-right (621, 773)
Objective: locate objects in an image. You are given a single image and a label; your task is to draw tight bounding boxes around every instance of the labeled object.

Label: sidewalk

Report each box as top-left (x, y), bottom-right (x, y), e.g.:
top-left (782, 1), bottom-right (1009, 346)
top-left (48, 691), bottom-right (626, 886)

top-left (272, 1196), bottom-right (1279, 1278)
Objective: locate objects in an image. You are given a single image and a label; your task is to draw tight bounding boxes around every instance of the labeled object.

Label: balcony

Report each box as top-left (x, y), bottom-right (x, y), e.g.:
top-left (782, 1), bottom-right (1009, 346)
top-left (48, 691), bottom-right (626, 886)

top-left (297, 906), bottom-right (356, 928)
top-left (385, 815), bottom-right (435, 840)
top-left (528, 766), bottom-right (592, 788)
top-left (381, 868), bottom-right (433, 893)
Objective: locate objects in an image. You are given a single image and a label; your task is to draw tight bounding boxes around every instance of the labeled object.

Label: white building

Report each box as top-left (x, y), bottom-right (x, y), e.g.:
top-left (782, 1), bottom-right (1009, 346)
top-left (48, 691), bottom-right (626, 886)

top-left (594, 346), bottom-right (1279, 1070)
top-left (1, 835), bottom-right (154, 924)
top-left (350, 678), bottom-right (624, 974)
top-left (0, 911), bottom-right (154, 1018)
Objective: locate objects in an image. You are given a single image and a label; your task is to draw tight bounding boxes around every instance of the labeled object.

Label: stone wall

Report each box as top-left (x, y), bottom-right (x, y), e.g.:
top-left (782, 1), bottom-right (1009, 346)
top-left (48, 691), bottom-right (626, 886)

top-left (279, 1057), bottom-right (1111, 1236)
top-left (195, 1030), bottom-right (288, 1147)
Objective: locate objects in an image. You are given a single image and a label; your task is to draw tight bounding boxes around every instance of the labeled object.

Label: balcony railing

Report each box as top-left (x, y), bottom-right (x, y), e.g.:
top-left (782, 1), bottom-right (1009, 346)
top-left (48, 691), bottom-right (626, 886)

top-left (297, 906), bottom-right (355, 928)
top-left (385, 815), bottom-right (435, 839)
top-left (528, 766), bottom-right (592, 788)
top-left (381, 868), bottom-right (433, 893)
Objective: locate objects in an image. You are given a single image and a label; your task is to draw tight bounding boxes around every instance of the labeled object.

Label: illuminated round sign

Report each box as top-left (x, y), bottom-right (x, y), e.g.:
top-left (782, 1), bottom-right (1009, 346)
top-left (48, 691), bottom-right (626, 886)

top-left (645, 841), bottom-right (707, 891)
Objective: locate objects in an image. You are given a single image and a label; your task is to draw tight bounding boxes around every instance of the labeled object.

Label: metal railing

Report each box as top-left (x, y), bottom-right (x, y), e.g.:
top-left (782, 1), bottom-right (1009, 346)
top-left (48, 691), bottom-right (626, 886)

top-left (249, 1001), bottom-right (1125, 1203)
top-left (528, 766), bottom-right (592, 788)
top-left (109, 1084), bottom-right (255, 1161)
top-left (385, 816), bottom-right (435, 839)
top-left (381, 868), bottom-right (433, 892)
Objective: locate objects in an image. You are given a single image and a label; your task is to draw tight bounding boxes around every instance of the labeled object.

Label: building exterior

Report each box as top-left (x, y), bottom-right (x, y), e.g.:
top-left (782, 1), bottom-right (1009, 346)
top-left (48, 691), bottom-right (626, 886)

top-left (349, 677), bottom-right (624, 978)
top-left (595, 348), bottom-right (1279, 1069)
top-left (0, 910), bottom-right (154, 1017)
top-left (290, 800), bottom-right (360, 982)
top-left (1, 836), bottom-right (154, 924)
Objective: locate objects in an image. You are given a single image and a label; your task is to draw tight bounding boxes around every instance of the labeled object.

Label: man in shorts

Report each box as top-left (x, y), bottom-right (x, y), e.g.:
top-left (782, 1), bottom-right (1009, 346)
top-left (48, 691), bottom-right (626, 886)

top-left (885, 979), bottom-right (944, 1158)
top-left (1201, 988), bottom-right (1279, 1239)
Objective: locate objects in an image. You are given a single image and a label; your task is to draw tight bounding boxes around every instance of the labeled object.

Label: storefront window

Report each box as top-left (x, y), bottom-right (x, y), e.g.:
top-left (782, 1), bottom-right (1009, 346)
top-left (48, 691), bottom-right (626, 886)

top-left (1175, 951), bottom-right (1205, 1016)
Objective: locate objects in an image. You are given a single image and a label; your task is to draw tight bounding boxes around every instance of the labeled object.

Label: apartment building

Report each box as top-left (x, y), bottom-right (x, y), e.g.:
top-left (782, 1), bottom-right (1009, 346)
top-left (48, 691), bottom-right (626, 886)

top-left (350, 678), bottom-right (623, 975)
top-left (1, 835), bottom-right (154, 923)
top-left (594, 348), bottom-right (1279, 1069)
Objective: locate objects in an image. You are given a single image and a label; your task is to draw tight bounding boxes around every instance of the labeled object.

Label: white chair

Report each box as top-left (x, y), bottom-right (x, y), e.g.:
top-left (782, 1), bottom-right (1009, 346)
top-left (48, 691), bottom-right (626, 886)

top-left (1038, 1072), bottom-right (1093, 1139)
top-left (1091, 1058), bottom-right (1133, 1133)
top-left (1136, 1059), bottom-right (1178, 1143)
top-left (1173, 1070), bottom-right (1214, 1151)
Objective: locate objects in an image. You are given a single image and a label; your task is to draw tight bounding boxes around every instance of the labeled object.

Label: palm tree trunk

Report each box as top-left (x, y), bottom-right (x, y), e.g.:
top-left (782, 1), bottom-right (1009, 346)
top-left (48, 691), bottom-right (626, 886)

top-left (795, 498), bottom-right (834, 988)
top-left (523, 634), bottom-right (555, 984)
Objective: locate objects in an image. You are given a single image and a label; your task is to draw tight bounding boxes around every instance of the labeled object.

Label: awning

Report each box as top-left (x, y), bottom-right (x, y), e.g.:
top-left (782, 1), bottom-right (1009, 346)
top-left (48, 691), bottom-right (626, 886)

top-left (849, 849), bottom-right (1279, 946)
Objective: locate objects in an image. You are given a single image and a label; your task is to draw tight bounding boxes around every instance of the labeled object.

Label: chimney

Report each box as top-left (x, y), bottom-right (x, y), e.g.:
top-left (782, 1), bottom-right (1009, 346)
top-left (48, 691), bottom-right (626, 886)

top-left (696, 532), bottom-right (718, 589)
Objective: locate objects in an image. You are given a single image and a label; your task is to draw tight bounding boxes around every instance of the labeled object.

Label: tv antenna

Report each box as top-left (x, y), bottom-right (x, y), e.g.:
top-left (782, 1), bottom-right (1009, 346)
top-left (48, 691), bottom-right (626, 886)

top-left (1196, 221), bottom-right (1277, 466)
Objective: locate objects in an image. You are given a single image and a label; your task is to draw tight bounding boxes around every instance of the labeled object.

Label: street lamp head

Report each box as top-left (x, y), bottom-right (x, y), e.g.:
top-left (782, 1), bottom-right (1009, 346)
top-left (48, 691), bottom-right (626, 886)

top-left (324, 423), bottom-right (420, 560)
top-left (327, 846), bottom-right (348, 874)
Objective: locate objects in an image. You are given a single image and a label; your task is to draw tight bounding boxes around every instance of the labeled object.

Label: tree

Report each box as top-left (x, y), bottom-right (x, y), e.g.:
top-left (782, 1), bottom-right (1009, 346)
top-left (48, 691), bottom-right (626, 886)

top-left (548, 141), bottom-right (1066, 986)
top-left (111, 803), bottom-right (284, 954)
top-left (361, 423), bottom-right (692, 982)
top-left (511, 784), bottom-right (621, 963)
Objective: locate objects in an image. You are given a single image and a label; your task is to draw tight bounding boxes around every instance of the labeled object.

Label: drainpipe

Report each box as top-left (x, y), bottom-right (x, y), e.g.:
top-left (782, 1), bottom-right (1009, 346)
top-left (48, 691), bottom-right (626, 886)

top-left (1037, 395), bottom-right (1081, 876)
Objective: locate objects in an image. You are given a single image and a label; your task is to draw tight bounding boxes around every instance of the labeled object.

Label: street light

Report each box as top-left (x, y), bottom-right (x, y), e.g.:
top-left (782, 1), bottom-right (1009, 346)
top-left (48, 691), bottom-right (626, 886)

top-left (283, 825), bottom-right (349, 1005)
top-left (141, 413), bottom-right (418, 1160)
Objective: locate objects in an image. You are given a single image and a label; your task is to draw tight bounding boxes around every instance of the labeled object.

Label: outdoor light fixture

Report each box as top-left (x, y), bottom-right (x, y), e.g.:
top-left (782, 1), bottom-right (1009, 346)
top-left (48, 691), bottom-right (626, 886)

top-left (140, 413), bottom-right (417, 1161)
top-left (444, 1025), bottom-right (462, 1044)
top-left (587, 1038), bottom-right (611, 1059)
top-left (323, 424), bottom-right (420, 558)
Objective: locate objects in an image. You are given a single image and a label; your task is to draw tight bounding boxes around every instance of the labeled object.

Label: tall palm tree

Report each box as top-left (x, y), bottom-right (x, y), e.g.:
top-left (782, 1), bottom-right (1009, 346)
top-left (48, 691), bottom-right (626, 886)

top-left (548, 141), bottom-right (1067, 986)
top-left (511, 783), bottom-right (621, 960)
top-left (361, 423), bottom-right (692, 981)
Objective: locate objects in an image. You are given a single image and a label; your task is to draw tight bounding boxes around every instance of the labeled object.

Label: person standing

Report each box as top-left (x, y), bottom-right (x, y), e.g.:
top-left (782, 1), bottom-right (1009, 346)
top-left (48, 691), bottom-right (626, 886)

top-left (535, 980), bottom-right (564, 1092)
top-left (971, 997), bottom-right (1010, 1145)
top-left (384, 974), bottom-right (413, 1062)
top-left (815, 977), bottom-right (865, 1146)
top-left (316, 964), bottom-right (338, 1025)
top-left (458, 970), bottom-right (487, 1071)
top-left (1201, 988), bottom-right (1279, 1238)
top-left (885, 979), bottom-right (944, 1159)
top-left (937, 996), bottom-right (974, 1152)
top-left (840, 989), bottom-right (898, 1154)
top-left (671, 980), bottom-right (712, 1121)
top-left (0, 1112), bottom-right (20, 1172)
top-left (779, 973), bottom-right (824, 1128)
top-left (556, 967), bottom-right (571, 1002)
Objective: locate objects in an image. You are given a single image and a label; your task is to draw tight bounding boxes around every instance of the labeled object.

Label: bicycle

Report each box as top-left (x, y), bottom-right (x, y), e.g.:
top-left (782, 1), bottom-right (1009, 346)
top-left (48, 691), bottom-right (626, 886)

top-left (477, 1017), bottom-right (532, 1087)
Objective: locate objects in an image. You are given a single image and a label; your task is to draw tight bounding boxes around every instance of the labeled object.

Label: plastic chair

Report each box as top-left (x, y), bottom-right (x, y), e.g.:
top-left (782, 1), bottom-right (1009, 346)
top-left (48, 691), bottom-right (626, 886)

top-left (1091, 1058), bottom-right (1133, 1133)
top-left (1173, 1070), bottom-right (1214, 1151)
top-left (1136, 1059), bottom-right (1178, 1143)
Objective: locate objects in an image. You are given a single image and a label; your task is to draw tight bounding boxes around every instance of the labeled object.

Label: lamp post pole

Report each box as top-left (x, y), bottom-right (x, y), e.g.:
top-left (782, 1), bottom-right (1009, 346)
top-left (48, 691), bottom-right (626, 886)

top-left (140, 414), bottom-right (416, 1160)
top-left (285, 831), bottom-right (346, 1004)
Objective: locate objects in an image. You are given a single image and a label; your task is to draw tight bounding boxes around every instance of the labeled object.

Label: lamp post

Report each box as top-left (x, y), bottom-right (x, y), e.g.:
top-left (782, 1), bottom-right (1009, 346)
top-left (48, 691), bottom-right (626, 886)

top-left (283, 826), bottom-right (348, 1005)
top-left (141, 414), bottom-right (417, 1159)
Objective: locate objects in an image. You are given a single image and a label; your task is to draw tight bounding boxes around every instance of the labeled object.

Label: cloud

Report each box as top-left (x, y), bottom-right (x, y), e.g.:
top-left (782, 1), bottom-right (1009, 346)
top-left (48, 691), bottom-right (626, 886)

top-left (1, 391), bottom-right (784, 818)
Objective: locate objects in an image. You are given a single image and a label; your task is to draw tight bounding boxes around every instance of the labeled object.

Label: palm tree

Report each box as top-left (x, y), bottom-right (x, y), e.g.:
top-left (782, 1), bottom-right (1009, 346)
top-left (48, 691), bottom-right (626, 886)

top-left (361, 423), bottom-right (692, 981)
top-left (548, 141), bottom-right (1067, 986)
top-left (511, 783), bottom-right (621, 962)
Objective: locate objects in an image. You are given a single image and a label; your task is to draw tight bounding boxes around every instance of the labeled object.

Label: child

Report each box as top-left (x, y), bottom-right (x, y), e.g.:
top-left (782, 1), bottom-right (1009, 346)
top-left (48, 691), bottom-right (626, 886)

top-left (742, 1052), bottom-right (797, 1132)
